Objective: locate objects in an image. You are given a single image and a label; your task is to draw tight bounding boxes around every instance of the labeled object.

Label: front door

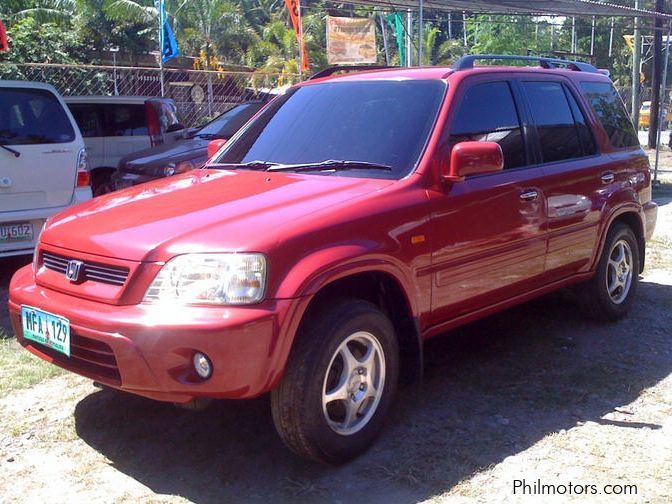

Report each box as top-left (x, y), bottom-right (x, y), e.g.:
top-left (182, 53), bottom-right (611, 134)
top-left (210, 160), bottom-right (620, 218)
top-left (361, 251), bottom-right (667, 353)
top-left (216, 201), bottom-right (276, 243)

top-left (427, 78), bottom-right (547, 325)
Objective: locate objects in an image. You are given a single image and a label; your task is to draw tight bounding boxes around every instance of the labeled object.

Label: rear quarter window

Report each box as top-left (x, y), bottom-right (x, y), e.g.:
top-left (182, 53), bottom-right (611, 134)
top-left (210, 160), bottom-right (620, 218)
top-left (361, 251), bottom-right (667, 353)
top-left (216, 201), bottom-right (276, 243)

top-left (579, 82), bottom-right (639, 149)
top-left (0, 88), bottom-right (75, 145)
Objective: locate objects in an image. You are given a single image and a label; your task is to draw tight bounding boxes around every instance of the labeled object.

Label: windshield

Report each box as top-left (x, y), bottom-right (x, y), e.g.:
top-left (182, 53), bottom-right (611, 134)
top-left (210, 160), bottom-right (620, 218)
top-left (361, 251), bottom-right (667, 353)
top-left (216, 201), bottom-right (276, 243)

top-left (196, 103), bottom-right (260, 138)
top-left (213, 80), bottom-right (446, 179)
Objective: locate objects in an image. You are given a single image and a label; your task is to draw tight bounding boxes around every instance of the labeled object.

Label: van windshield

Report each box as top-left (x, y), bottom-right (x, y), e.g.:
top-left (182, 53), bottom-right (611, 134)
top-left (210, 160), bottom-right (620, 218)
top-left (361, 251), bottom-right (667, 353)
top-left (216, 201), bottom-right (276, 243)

top-left (0, 88), bottom-right (75, 145)
top-left (213, 80), bottom-right (446, 179)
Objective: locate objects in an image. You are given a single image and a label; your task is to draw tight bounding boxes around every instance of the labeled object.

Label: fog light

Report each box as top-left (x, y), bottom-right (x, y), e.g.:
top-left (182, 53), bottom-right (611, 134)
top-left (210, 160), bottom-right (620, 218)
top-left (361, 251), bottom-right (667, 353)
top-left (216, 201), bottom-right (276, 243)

top-left (193, 352), bottom-right (212, 379)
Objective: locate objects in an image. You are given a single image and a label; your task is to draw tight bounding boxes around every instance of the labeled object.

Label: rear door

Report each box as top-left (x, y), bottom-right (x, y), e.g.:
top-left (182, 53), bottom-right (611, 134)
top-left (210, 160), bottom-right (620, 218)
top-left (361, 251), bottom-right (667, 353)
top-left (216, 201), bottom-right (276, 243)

top-left (521, 79), bottom-right (614, 281)
top-left (101, 103), bottom-right (151, 166)
top-left (0, 86), bottom-right (78, 212)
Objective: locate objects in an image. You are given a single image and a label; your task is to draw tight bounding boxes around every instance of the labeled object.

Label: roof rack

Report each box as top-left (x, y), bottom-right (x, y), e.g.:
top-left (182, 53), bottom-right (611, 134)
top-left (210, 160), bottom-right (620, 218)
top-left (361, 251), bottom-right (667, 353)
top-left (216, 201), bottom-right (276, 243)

top-left (308, 65), bottom-right (393, 80)
top-left (453, 55), bottom-right (599, 74)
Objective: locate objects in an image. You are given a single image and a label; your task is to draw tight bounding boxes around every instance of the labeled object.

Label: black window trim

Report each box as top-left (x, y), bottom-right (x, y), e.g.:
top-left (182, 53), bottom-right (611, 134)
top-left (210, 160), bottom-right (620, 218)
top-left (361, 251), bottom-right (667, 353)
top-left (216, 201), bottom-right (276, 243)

top-left (518, 77), bottom-right (601, 169)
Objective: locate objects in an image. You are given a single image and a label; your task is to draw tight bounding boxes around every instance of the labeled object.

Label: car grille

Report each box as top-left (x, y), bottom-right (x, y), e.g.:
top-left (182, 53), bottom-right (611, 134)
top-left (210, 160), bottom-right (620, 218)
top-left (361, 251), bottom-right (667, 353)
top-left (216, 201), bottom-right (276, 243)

top-left (42, 251), bottom-right (130, 286)
top-left (22, 331), bottom-right (121, 385)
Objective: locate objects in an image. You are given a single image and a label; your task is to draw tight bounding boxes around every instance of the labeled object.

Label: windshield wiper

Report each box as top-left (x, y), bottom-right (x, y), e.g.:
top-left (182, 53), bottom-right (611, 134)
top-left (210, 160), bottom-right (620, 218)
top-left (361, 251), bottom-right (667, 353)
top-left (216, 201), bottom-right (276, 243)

top-left (196, 133), bottom-right (227, 140)
top-left (266, 160), bottom-right (393, 173)
top-left (0, 143), bottom-right (20, 158)
top-left (206, 160), bottom-right (279, 170)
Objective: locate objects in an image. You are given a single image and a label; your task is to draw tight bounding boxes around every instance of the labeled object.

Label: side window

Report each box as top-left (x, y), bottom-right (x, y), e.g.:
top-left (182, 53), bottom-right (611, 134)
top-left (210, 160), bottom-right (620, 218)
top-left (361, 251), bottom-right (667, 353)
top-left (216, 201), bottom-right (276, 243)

top-left (449, 81), bottom-right (526, 170)
top-left (523, 82), bottom-right (584, 163)
top-left (102, 104), bottom-right (148, 136)
top-left (579, 82), bottom-right (639, 148)
top-left (68, 104), bottom-right (101, 138)
top-left (565, 86), bottom-right (597, 156)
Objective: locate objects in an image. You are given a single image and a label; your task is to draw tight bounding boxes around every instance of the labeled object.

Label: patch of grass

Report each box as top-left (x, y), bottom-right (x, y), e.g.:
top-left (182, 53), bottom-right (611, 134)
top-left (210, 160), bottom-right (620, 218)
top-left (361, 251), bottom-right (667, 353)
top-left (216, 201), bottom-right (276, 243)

top-left (0, 335), bottom-right (64, 397)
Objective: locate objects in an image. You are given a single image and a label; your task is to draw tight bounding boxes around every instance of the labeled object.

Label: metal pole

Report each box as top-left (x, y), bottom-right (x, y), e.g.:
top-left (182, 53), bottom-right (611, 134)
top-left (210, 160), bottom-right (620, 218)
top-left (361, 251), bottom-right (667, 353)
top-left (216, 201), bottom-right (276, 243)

top-left (654, 21), bottom-right (672, 185)
top-left (571, 17), bottom-right (576, 54)
top-left (590, 16), bottom-right (596, 56)
top-left (609, 17), bottom-right (614, 57)
top-left (632, 1), bottom-right (641, 125)
top-left (463, 12), bottom-right (467, 47)
top-left (448, 12), bottom-right (452, 39)
top-left (551, 20), bottom-right (555, 51)
top-left (159, 0), bottom-right (165, 97)
top-left (112, 51), bottom-right (118, 96)
top-left (418, 0), bottom-right (423, 66)
top-left (406, 9), bottom-right (412, 67)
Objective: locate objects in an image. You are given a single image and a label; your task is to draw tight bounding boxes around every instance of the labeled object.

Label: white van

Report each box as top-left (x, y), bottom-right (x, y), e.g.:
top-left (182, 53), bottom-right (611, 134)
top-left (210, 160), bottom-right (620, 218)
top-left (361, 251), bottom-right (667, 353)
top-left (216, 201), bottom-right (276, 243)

top-left (65, 96), bottom-right (184, 195)
top-left (0, 81), bottom-right (91, 257)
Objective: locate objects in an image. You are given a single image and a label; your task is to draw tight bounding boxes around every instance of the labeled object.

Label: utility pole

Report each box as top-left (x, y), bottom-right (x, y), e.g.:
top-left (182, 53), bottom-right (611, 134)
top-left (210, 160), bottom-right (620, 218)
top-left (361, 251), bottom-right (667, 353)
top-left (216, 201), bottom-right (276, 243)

top-left (649, 0), bottom-right (665, 148)
top-left (632, 0), bottom-right (642, 127)
top-left (418, 0), bottom-right (424, 66)
top-left (406, 9), bottom-right (412, 67)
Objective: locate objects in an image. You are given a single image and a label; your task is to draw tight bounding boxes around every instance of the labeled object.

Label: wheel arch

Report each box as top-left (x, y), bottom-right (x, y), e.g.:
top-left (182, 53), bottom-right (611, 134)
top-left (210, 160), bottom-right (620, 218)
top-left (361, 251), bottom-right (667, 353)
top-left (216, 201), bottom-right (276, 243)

top-left (595, 206), bottom-right (646, 272)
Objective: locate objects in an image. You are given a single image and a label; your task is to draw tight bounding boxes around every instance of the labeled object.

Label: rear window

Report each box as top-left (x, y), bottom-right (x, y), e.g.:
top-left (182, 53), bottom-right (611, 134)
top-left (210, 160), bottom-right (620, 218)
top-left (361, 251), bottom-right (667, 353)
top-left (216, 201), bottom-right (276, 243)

top-left (0, 88), bottom-right (75, 145)
top-left (579, 82), bottom-right (639, 148)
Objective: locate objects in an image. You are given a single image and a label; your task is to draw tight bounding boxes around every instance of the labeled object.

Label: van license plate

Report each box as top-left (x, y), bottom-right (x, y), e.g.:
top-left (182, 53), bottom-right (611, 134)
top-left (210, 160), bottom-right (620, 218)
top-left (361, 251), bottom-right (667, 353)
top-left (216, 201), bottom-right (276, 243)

top-left (21, 306), bottom-right (71, 357)
top-left (0, 222), bottom-right (33, 242)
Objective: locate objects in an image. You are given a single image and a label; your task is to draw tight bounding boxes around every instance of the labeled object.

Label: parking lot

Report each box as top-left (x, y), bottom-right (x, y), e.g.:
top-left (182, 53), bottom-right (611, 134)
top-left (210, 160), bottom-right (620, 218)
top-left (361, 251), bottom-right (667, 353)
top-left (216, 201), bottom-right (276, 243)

top-left (0, 190), bottom-right (669, 502)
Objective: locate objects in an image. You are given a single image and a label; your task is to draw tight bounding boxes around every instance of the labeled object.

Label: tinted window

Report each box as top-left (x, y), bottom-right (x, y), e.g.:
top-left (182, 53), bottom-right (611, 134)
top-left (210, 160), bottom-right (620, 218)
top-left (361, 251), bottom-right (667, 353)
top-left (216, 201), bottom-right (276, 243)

top-left (197, 102), bottom-right (263, 138)
top-left (580, 82), bottom-right (639, 148)
top-left (0, 88), bottom-right (75, 145)
top-left (524, 82), bottom-right (584, 163)
top-left (68, 103), bottom-right (102, 138)
top-left (449, 82), bottom-right (526, 169)
top-left (102, 104), bottom-right (147, 136)
top-left (565, 87), bottom-right (597, 156)
top-left (216, 81), bottom-right (446, 179)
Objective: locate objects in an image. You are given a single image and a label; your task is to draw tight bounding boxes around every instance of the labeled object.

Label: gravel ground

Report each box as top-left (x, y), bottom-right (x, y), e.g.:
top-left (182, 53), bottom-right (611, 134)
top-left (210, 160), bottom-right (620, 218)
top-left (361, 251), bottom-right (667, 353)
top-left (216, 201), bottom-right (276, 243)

top-left (0, 190), bottom-right (670, 503)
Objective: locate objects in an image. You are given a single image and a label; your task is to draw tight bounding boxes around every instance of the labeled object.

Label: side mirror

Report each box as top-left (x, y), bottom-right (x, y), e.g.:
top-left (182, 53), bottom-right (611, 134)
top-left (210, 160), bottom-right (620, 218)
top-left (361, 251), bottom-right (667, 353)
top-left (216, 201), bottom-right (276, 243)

top-left (207, 139), bottom-right (227, 159)
top-left (443, 141), bottom-right (504, 182)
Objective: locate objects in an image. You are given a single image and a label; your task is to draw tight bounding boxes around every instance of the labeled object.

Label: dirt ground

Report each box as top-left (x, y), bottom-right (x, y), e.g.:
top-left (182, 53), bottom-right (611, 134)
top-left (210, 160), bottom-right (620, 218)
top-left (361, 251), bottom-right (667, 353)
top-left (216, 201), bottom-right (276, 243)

top-left (0, 184), bottom-right (670, 503)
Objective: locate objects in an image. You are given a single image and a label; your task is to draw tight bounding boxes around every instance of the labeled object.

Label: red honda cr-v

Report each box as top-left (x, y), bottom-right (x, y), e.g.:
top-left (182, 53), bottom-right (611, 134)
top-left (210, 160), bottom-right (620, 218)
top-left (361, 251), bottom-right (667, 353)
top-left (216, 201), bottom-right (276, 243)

top-left (10, 55), bottom-right (657, 464)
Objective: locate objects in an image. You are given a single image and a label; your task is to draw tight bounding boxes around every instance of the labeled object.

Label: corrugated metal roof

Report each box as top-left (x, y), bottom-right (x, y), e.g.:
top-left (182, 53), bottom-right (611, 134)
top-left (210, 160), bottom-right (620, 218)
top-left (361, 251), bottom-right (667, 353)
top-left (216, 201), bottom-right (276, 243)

top-left (345, 0), bottom-right (672, 19)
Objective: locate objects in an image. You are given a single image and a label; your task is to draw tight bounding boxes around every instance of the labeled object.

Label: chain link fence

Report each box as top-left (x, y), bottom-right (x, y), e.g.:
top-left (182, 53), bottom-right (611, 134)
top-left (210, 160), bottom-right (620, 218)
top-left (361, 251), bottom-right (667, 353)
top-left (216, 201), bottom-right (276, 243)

top-left (0, 62), bottom-right (300, 127)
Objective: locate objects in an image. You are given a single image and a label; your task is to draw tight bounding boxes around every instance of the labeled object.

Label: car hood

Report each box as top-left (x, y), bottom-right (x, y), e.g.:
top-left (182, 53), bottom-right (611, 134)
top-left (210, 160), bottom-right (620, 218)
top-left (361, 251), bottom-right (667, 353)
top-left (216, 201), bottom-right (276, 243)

top-left (120, 137), bottom-right (208, 172)
top-left (42, 169), bottom-right (394, 262)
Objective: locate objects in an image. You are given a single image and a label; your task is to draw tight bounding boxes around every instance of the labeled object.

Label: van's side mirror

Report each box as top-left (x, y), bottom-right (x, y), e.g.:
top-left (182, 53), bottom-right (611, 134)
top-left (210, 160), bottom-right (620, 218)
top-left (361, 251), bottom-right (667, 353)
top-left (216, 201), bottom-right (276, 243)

top-left (207, 139), bottom-right (227, 159)
top-left (442, 141), bottom-right (504, 182)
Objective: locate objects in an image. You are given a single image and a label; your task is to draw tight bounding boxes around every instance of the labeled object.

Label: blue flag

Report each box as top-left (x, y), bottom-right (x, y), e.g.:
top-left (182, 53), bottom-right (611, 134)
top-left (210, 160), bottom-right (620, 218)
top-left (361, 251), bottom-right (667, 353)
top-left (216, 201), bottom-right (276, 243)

top-left (157, 0), bottom-right (179, 63)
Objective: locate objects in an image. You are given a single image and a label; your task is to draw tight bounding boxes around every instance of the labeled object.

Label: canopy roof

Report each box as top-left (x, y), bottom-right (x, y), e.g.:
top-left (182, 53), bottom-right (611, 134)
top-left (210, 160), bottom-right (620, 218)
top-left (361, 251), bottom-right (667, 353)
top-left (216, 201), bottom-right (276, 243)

top-left (346, 0), bottom-right (672, 19)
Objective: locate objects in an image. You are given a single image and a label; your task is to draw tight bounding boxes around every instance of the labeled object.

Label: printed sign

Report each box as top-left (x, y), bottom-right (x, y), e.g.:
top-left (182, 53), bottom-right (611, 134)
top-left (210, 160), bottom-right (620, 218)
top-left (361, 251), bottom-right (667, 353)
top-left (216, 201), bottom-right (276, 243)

top-left (327, 16), bottom-right (377, 65)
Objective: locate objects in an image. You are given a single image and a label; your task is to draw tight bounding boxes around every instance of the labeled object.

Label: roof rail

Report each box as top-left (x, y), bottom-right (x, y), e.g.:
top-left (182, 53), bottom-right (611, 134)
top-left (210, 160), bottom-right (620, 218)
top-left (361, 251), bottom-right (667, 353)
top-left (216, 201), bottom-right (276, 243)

top-left (308, 65), bottom-right (393, 80)
top-left (453, 54), bottom-right (599, 74)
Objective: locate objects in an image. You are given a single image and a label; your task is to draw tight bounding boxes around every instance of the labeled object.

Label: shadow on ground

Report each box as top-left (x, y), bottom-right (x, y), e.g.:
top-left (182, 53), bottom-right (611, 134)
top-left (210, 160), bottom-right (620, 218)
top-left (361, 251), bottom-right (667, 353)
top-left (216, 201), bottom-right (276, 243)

top-left (0, 257), bottom-right (30, 335)
top-left (72, 279), bottom-right (672, 503)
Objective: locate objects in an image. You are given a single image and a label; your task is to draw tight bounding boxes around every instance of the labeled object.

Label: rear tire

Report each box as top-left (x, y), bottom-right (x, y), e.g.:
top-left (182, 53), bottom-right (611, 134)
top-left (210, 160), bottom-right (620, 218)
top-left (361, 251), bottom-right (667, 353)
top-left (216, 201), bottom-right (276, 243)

top-left (581, 223), bottom-right (639, 321)
top-left (271, 299), bottom-right (399, 464)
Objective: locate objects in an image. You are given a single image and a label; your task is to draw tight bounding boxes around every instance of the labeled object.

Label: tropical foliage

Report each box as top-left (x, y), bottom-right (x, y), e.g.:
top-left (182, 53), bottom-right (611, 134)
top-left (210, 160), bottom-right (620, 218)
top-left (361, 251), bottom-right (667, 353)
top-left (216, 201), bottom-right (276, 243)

top-left (0, 0), bottom-right (650, 83)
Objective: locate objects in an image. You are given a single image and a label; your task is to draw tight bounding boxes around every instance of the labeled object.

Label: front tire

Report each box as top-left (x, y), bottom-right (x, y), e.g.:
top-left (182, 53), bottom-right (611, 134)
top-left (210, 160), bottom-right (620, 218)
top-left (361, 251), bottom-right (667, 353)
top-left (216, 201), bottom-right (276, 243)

top-left (581, 223), bottom-right (640, 321)
top-left (271, 299), bottom-right (399, 464)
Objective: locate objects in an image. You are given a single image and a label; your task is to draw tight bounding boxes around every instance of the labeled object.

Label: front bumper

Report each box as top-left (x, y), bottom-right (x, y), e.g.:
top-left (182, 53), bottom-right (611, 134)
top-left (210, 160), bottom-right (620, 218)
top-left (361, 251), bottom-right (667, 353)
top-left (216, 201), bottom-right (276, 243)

top-left (643, 200), bottom-right (658, 242)
top-left (9, 264), bottom-right (298, 403)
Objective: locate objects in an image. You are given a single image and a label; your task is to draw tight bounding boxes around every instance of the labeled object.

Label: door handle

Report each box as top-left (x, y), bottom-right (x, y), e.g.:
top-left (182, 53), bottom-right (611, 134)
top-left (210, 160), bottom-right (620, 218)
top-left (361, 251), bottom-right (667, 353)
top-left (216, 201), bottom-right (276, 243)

top-left (601, 172), bottom-right (615, 184)
top-left (520, 189), bottom-right (538, 202)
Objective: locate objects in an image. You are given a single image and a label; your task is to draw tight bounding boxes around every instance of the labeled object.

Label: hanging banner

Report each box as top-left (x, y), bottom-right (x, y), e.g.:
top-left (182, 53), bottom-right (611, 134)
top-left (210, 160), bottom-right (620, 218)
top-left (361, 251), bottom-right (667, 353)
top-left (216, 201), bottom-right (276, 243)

top-left (326, 16), bottom-right (376, 65)
top-left (0, 20), bottom-right (9, 53)
top-left (283, 0), bottom-right (310, 71)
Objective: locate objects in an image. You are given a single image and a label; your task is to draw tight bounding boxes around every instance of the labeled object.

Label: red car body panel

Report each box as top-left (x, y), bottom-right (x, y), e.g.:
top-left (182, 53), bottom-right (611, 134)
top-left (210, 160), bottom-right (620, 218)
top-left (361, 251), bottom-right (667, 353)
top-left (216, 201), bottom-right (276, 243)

top-left (9, 65), bottom-right (657, 403)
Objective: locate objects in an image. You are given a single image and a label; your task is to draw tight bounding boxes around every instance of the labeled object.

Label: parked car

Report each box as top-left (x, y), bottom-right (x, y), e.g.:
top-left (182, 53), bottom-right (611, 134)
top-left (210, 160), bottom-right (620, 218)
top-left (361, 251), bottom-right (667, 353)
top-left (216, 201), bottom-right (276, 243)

top-left (638, 100), bottom-right (672, 130)
top-left (10, 56), bottom-right (657, 464)
top-left (0, 80), bottom-right (91, 257)
top-left (65, 96), bottom-right (185, 195)
top-left (112, 100), bottom-right (268, 191)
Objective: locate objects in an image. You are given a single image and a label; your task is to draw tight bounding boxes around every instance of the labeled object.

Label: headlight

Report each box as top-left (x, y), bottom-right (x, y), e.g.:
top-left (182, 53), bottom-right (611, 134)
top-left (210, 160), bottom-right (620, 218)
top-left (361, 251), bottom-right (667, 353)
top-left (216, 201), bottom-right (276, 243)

top-left (144, 253), bottom-right (267, 305)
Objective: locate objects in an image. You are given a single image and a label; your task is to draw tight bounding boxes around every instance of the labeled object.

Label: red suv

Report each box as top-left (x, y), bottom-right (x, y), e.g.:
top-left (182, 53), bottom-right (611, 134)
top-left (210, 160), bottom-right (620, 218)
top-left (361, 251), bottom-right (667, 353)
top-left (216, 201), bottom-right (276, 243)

top-left (9, 55), bottom-right (658, 464)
